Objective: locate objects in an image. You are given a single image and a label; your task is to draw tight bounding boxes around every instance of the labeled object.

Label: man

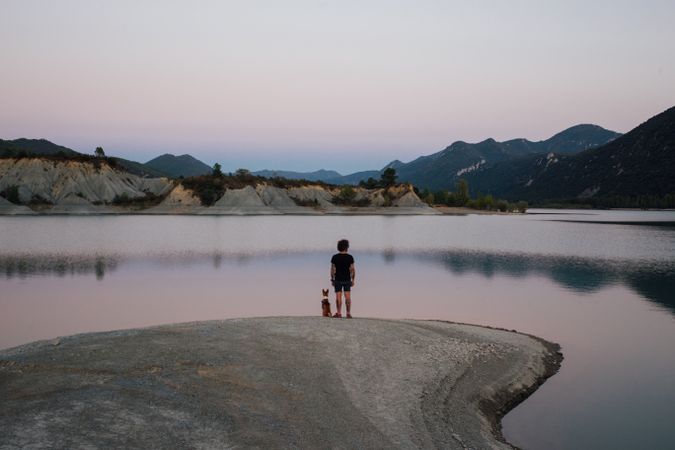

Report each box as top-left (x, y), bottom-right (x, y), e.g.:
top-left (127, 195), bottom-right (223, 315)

top-left (330, 239), bottom-right (355, 319)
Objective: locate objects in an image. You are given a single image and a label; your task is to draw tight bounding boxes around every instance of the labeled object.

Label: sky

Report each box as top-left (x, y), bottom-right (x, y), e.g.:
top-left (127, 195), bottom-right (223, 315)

top-left (1, 0), bottom-right (675, 174)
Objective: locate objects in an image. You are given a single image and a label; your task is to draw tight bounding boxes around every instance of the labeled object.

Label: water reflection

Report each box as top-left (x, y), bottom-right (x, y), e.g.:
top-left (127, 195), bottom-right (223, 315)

top-left (3, 250), bottom-right (674, 314)
top-left (417, 250), bottom-right (675, 314)
top-left (0, 255), bottom-right (118, 280)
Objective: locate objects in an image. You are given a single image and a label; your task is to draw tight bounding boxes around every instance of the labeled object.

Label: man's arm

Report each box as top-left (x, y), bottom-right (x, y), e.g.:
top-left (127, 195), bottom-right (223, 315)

top-left (330, 263), bottom-right (336, 283)
top-left (350, 263), bottom-right (355, 286)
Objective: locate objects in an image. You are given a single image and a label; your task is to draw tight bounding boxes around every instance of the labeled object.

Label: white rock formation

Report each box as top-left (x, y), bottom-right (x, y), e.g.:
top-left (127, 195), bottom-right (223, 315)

top-left (287, 186), bottom-right (338, 210)
top-left (0, 195), bottom-right (34, 215)
top-left (393, 191), bottom-right (427, 207)
top-left (208, 186), bottom-right (279, 214)
top-left (0, 158), bottom-right (172, 205)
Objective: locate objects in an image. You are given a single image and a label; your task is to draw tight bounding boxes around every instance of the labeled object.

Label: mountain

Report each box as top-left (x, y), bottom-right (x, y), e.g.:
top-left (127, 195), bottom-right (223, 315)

top-left (0, 139), bottom-right (169, 178)
top-left (145, 154), bottom-right (212, 178)
top-left (338, 170), bottom-right (381, 185)
top-left (466, 106), bottom-right (675, 204)
top-left (0, 138), bottom-right (81, 157)
top-left (389, 124), bottom-right (621, 191)
top-left (113, 158), bottom-right (169, 178)
top-left (253, 169), bottom-right (343, 182)
top-left (0, 157), bottom-right (172, 206)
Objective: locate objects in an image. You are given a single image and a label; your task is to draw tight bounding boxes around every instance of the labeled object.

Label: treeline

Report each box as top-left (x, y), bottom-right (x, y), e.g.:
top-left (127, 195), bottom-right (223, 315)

top-left (537, 194), bottom-right (675, 210)
top-left (181, 167), bottom-right (336, 206)
top-left (183, 166), bottom-right (403, 206)
top-left (357, 168), bottom-right (399, 189)
top-left (0, 147), bottom-right (120, 170)
top-left (416, 179), bottom-right (528, 213)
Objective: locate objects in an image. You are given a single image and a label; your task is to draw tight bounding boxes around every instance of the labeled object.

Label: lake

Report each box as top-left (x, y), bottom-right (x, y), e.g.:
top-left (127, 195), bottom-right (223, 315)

top-left (1, 210), bottom-right (674, 449)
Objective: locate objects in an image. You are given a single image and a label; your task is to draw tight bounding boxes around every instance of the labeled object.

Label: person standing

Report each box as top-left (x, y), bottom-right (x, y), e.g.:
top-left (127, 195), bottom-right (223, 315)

top-left (330, 239), bottom-right (355, 318)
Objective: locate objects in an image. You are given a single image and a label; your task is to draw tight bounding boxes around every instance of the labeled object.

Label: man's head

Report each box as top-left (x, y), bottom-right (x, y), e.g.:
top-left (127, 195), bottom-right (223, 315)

top-left (337, 239), bottom-right (349, 252)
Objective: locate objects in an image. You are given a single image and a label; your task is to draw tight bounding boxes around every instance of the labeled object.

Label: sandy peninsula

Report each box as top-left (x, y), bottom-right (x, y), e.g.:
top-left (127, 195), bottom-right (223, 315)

top-left (0, 318), bottom-right (561, 449)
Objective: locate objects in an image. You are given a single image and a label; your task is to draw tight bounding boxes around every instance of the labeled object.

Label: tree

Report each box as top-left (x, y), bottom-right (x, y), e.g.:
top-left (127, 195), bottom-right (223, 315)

top-left (380, 168), bottom-right (397, 187)
top-left (235, 168), bottom-right (251, 178)
top-left (455, 179), bottom-right (469, 206)
top-left (95, 147), bottom-right (105, 158)
top-left (212, 162), bottom-right (224, 177)
top-left (516, 201), bottom-right (528, 213)
top-left (433, 190), bottom-right (448, 205)
top-left (360, 177), bottom-right (379, 189)
top-left (483, 194), bottom-right (494, 210)
top-left (336, 185), bottom-right (357, 204)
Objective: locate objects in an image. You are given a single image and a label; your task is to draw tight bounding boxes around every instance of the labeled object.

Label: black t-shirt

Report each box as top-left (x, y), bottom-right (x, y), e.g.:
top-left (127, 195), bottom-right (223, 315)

top-left (331, 253), bottom-right (354, 282)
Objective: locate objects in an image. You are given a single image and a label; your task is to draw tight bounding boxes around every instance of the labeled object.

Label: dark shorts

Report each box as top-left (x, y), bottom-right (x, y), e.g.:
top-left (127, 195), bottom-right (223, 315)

top-left (333, 280), bottom-right (352, 293)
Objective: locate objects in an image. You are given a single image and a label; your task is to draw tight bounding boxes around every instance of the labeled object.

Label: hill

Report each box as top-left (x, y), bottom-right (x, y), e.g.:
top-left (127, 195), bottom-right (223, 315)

top-left (263, 125), bottom-right (620, 188)
top-left (112, 157), bottom-right (169, 178)
top-left (0, 139), bottom-right (169, 178)
top-left (0, 138), bottom-right (80, 157)
top-left (253, 169), bottom-right (343, 182)
top-left (0, 157), bottom-right (172, 206)
top-left (466, 106), bottom-right (675, 206)
top-left (145, 154), bottom-right (212, 178)
top-left (390, 124), bottom-right (621, 191)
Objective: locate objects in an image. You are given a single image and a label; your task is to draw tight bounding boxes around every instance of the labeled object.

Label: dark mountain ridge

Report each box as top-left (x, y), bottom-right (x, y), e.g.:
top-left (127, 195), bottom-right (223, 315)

top-left (0, 139), bottom-right (169, 178)
top-left (466, 106), bottom-right (675, 204)
top-left (390, 124), bottom-right (621, 191)
top-left (145, 153), bottom-right (212, 178)
top-left (0, 138), bottom-right (80, 157)
top-left (252, 169), bottom-right (343, 182)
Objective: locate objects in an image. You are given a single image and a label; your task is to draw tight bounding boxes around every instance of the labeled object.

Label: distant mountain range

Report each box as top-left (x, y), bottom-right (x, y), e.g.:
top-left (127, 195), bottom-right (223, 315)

top-left (0, 138), bottom-right (167, 178)
top-left (145, 154), bottom-right (212, 178)
top-left (465, 106), bottom-right (675, 203)
top-left (254, 124), bottom-right (621, 189)
top-left (252, 169), bottom-right (343, 182)
top-left (372, 124), bottom-right (622, 191)
top-left (2, 107), bottom-right (673, 206)
top-left (1, 138), bottom-right (80, 157)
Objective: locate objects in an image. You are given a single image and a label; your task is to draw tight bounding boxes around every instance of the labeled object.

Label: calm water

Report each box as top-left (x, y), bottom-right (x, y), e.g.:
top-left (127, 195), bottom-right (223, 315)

top-left (1, 211), bottom-right (674, 450)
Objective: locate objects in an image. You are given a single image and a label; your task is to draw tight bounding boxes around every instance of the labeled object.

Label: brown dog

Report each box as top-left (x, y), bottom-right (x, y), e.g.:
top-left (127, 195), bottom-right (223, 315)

top-left (321, 289), bottom-right (332, 317)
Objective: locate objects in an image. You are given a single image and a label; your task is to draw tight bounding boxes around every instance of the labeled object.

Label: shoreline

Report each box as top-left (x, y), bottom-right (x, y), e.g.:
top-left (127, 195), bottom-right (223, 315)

top-left (0, 205), bottom-right (520, 216)
top-left (0, 317), bottom-right (562, 449)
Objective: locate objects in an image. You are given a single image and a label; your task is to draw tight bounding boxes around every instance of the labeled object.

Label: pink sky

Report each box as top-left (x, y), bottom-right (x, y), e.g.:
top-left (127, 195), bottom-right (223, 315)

top-left (1, 0), bottom-right (674, 173)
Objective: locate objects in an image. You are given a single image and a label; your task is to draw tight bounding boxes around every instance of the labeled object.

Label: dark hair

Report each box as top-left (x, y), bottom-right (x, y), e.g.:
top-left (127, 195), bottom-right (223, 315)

top-left (337, 239), bottom-right (349, 252)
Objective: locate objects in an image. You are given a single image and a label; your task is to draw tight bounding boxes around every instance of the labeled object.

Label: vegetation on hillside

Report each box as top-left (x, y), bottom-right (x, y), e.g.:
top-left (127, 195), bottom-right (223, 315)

top-left (181, 166), bottom-right (336, 206)
top-left (536, 195), bottom-right (675, 210)
top-left (332, 185), bottom-right (371, 207)
top-left (417, 178), bottom-right (528, 213)
top-left (110, 191), bottom-right (166, 209)
top-left (145, 153), bottom-right (212, 178)
top-left (0, 185), bottom-right (20, 204)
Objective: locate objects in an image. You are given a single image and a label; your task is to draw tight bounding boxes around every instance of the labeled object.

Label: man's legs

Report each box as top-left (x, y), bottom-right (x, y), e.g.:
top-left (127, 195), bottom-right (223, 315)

top-left (345, 291), bottom-right (352, 317)
top-left (335, 290), bottom-right (343, 316)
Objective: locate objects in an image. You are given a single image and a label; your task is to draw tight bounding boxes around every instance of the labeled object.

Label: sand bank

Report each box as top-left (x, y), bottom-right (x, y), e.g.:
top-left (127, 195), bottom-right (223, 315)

top-left (0, 318), bottom-right (561, 449)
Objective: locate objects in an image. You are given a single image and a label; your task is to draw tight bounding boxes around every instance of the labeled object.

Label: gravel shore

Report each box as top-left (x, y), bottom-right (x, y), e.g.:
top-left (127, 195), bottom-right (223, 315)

top-left (0, 317), bottom-right (561, 449)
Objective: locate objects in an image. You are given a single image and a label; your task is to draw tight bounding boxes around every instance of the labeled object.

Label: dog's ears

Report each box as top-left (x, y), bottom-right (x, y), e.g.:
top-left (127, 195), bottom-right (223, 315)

top-left (322, 289), bottom-right (329, 295)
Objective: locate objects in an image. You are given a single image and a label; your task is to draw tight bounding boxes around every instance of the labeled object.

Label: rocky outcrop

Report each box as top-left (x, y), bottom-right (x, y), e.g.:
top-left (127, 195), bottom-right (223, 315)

top-left (0, 195), bottom-right (34, 215)
top-left (0, 158), bottom-right (434, 215)
top-left (209, 185), bottom-right (279, 214)
top-left (0, 318), bottom-right (562, 449)
top-left (48, 193), bottom-right (105, 214)
top-left (0, 158), bottom-right (172, 205)
top-left (394, 191), bottom-right (426, 207)
top-left (146, 184), bottom-right (204, 214)
top-left (287, 185), bottom-right (337, 209)
top-left (146, 182), bottom-right (436, 215)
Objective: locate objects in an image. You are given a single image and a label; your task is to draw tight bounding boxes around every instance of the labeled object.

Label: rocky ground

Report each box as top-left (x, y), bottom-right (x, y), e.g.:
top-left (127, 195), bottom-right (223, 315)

top-left (0, 318), bottom-right (561, 449)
